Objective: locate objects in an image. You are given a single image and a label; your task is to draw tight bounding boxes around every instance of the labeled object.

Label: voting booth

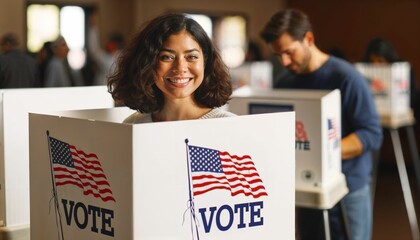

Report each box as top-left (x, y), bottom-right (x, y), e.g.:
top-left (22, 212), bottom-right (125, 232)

top-left (355, 63), bottom-right (420, 239)
top-left (228, 87), bottom-right (348, 209)
top-left (229, 61), bottom-right (272, 90)
top-left (29, 108), bottom-right (295, 239)
top-left (355, 62), bottom-right (412, 127)
top-left (0, 86), bottom-right (115, 240)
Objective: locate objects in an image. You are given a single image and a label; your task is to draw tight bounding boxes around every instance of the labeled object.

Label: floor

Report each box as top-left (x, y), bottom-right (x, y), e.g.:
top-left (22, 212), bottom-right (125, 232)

top-left (372, 128), bottom-right (420, 240)
top-left (372, 162), bottom-right (420, 240)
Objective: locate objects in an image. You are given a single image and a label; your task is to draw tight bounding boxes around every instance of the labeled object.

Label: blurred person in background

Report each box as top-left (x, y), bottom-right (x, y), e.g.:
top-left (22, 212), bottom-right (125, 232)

top-left (363, 37), bottom-right (418, 112)
top-left (245, 41), bottom-right (263, 62)
top-left (35, 41), bottom-right (53, 87)
top-left (44, 35), bottom-right (82, 87)
top-left (87, 7), bottom-right (125, 85)
top-left (0, 32), bottom-right (39, 88)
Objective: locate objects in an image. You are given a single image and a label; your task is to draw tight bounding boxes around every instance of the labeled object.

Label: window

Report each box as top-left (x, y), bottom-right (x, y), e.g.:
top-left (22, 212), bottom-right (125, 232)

top-left (217, 15), bottom-right (247, 68)
top-left (27, 4), bottom-right (86, 69)
top-left (187, 14), bottom-right (213, 38)
top-left (186, 13), bottom-right (247, 68)
top-left (60, 6), bottom-right (85, 69)
top-left (27, 4), bottom-right (60, 53)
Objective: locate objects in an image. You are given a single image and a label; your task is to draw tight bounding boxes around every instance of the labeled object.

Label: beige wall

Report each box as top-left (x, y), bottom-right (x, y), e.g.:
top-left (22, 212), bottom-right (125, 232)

top-left (0, 0), bottom-right (27, 49)
top-left (0, 0), bottom-right (284, 58)
top-left (289, 1), bottom-right (420, 88)
top-left (132, 0), bottom-right (285, 57)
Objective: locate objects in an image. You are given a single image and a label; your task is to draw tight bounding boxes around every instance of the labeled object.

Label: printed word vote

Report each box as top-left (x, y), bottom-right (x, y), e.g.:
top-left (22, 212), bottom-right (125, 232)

top-left (198, 201), bottom-right (264, 233)
top-left (61, 198), bottom-right (114, 237)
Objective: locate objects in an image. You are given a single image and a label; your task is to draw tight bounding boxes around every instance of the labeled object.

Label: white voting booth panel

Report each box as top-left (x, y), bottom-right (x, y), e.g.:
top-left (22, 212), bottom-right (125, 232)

top-left (0, 86), bottom-right (115, 239)
top-left (229, 61), bottom-right (272, 90)
top-left (355, 62), bottom-right (412, 127)
top-left (228, 87), bottom-right (348, 209)
top-left (29, 108), bottom-right (295, 240)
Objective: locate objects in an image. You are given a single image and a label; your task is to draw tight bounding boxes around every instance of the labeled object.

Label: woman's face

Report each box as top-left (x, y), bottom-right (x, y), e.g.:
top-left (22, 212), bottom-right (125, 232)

top-left (155, 30), bottom-right (205, 102)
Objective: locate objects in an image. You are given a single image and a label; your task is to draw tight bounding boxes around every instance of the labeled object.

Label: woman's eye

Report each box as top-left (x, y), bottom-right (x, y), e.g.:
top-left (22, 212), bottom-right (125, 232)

top-left (159, 55), bottom-right (174, 61)
top-left (187, 55), bottom-right (199, 61)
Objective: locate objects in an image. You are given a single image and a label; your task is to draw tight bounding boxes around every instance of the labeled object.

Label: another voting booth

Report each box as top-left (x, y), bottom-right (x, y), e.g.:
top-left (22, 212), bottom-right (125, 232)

top-left (29, 108), bottom-right (295, 239)
top-left (229, 61), bottom-right (273, 90)
top-left (355, 62), bottom-right (420, 239)
top-left (354, 62), bottom-right (412, 126)
top-left (228, 87), bottom-right (348, 209)
top-left (0, 86), bottom-right (115, 240)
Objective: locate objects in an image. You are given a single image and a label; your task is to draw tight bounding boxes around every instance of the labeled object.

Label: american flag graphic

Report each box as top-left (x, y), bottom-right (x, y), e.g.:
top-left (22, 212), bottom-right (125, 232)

top-left (328, 118), bottom-right (338, 140)
top-left (49, 137), bottom-right (116, 202)
top-left (188, 145), bottom-right (268, 198)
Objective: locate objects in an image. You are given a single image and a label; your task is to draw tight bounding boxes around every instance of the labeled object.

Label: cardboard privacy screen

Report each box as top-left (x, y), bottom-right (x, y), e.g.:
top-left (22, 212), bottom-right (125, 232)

top-left (29, 108), bottom-right (295, 239)
top-left (0, 86), bottom-right (114, 234)
top-left (228, 87), bottom-right (348, 209)
top-left (355, 62), bottom-right (412, 127)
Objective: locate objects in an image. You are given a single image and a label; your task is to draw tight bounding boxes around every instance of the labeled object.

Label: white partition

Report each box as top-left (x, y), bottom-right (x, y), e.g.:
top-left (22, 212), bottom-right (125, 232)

top-left (29, 108), bottom-right (295, 239)
top-left (228, 87), bottom-right (348, 209)
top-left (229, 61), bottom-right (273, 90)
top-left (355, 62), bottom-right (412, 127)
top-left (0, 86), bottom-right (115, 238)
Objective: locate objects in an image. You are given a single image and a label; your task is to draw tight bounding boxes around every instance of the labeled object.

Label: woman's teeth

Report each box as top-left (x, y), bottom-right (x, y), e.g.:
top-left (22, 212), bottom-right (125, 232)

top-left (169, 78), bottom-right (190, 83)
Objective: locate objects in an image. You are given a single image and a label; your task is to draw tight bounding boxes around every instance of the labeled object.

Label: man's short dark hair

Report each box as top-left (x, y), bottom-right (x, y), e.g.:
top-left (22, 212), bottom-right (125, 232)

top-left (261, 9), bottom-right (312, 43)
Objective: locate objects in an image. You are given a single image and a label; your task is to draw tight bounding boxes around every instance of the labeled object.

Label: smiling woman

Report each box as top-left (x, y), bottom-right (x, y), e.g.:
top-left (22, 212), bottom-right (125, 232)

top-left (154, 31), bottom-right (205, 103)
top-left (107, 13), bottom-right (236, 123)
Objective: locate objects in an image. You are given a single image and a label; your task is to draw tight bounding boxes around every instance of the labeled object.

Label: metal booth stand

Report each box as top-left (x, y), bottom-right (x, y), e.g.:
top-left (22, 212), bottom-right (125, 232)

top-left (296, 176), bottom-right (349, 240)
top-left (373, 112), bottom-right (420, 240)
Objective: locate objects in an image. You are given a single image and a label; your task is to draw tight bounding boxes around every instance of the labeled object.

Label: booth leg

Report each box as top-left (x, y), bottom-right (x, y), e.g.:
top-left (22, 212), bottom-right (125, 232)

top-left (390, 129), bottom-right (420, 240)
top-left (405, 125), bottom-right (420, 193)
top-left (370, 149), bottom-right (381, 206)
top-left (323, 209), bottom-right (331, 240)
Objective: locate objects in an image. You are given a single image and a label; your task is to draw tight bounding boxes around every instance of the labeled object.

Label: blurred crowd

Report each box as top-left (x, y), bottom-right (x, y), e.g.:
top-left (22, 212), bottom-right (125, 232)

top-left (0, 29), bottom-right (124, 89)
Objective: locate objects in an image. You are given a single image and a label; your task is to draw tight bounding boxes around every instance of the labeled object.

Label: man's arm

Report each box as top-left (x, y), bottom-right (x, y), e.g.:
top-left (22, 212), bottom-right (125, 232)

top-left (342, 133), bottom-right (363, 160)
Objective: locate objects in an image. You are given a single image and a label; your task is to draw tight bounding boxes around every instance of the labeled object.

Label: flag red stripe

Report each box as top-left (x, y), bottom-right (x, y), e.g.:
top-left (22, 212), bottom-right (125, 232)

top-left (221, 161), bottom-right (257, 172)
top-left (54, 174), bottom-right (111, 191)
top-left (56, 180), bottom-right (115, 202)
top-left (192, 177), bottom-right (266, 191)
top-left (219, 151), bottom-right (251, 160)
top-left (70, 145), bottom-right (99, 159)
top-left (55, 179), bottom-right (113, 195)
top-left (73, 158), bottom-right (105, 172)
top-left (192, 175), bottom-right (264, 185)
top-left (80, 192), bottom-right (115, 202)
top-left (230, 189), bottom-right (268, 198)
top-left (193, 186), bottom-right (231, 196)
top-left (193, 179), bottom-right (266, 192)
top-left (223, 171), bottom-right (262, 179)
top-left (192, 173), bottom-right (267, 197)
top-left (194, 185), bottom-right (268, 198)
top-left (54, 167), bottom-right (109, 185)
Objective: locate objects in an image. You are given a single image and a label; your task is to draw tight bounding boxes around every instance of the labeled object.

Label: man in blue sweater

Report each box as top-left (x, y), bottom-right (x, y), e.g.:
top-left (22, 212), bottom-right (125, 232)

top-left (261, 9), bottom-right (383, 240)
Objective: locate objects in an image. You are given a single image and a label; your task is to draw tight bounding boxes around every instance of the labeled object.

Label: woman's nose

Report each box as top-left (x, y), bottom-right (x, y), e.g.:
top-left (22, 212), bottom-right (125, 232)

top-left (173, 58), bottom-right (187, 73)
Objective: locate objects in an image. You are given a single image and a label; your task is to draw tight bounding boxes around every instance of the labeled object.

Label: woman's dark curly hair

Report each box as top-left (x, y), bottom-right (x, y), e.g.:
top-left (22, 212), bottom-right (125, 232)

top-left (108, 13), bottom-right (232, 113)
